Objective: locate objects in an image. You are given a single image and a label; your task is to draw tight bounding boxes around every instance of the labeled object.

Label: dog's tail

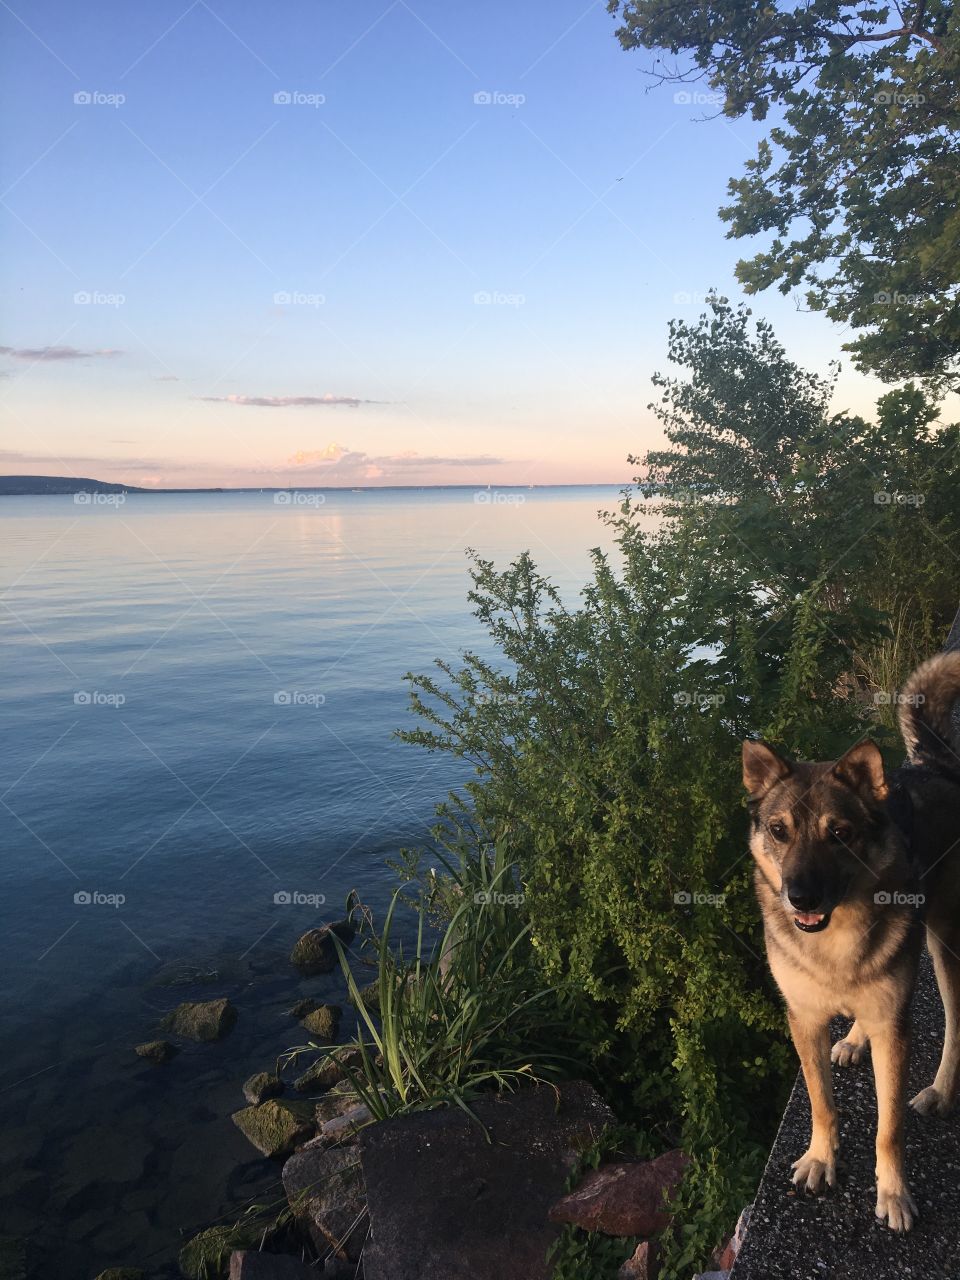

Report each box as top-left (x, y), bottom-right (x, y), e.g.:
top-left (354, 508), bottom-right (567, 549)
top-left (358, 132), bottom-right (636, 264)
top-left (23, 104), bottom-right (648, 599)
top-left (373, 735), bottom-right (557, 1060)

top-left (899, 650), bottom-right (960, 779)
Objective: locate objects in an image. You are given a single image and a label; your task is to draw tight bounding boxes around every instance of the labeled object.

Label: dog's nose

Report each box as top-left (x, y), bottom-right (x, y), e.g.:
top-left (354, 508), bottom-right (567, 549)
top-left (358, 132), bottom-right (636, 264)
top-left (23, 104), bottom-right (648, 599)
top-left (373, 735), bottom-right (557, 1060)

top-left (786, 881), bottom-right (822, 912)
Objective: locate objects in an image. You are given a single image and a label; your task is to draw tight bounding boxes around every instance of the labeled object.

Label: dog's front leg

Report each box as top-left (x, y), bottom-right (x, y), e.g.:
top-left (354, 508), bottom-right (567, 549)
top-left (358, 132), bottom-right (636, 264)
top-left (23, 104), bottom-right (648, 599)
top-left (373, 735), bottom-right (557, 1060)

top-left (787, 1009), bottom-right (838, 1192)
top-left (867, 1016), bottom-right (917, 1231)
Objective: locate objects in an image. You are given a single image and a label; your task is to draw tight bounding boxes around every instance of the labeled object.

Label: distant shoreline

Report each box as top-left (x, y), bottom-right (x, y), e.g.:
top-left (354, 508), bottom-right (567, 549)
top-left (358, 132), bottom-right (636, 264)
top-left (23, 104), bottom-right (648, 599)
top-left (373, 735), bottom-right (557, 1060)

top-left (0, 474), bottom-right (634, 497)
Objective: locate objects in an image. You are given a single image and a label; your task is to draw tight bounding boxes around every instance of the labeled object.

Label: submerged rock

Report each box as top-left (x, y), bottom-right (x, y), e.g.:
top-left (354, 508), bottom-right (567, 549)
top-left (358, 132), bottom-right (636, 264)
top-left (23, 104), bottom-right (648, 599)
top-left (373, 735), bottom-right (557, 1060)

top-left (0, 1237), bottom-right (26, 1280)
top-left (161, 997), bottom-right (237, 1042)
top-left (243, 1072), bottom-right (284, 1105)
top-left (547, 1148), bottom-right (690, 1237)
top-left (231, 1099), bottom-right (316, 1158)
top-left (282, 1143), bottom-right (366, 1260)
top-left (300, 1004), bottom-right (341, 1042)
top-left (134, 1039), bottom-right (178, 1064)
top-left (287, 997), bottom-right (321, 1019)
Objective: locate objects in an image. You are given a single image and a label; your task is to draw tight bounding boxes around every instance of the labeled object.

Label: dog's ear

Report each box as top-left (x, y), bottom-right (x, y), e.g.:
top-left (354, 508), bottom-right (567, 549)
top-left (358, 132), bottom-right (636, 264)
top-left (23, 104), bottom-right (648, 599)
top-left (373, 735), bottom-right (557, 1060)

top-left (832, 739), bottom-right (888, 802)
top-left (742, 740), bottom-right (791, 796)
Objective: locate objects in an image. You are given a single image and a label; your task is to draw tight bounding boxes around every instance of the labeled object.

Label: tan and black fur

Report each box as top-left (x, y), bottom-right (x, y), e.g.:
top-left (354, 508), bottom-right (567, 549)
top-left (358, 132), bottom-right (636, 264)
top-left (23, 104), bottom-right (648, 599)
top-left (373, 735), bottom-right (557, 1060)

top-left (742, 650), bottom-right (960, 1232)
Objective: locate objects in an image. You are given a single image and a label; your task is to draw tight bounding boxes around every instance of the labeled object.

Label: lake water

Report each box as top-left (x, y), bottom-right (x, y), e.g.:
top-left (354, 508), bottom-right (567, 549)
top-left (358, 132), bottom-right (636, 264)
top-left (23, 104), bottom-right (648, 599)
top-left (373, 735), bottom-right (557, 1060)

top-left (0, 486), bottom-right (625, 1277)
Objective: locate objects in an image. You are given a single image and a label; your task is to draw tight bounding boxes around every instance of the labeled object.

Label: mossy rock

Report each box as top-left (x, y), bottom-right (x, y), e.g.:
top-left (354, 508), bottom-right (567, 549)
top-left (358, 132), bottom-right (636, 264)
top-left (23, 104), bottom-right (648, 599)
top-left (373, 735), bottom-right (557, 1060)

top-left (350, 981), bottom-right (381, 1014)
top-left (178, 1222), bottom-right (265, 1280)
top-left (288, 997), bottom-right (321, 1018)
top-left (231, 1099), bottom-right (315, 1157)
top-left (134, 1039), bottom-right (178, 1064)
top-left (294, 1047), bottom-right (364, 1094)
top-left (94, 1269), bottom-right (145, 1280)
top-left (289, 930), bottom-right (337, 976)
top-left (161, 997), bottom-right (236, 1042)
top-left (300, 1004), bottom-right (342, 1042)
top-left (243, 1071), bottom-right (284, 1105)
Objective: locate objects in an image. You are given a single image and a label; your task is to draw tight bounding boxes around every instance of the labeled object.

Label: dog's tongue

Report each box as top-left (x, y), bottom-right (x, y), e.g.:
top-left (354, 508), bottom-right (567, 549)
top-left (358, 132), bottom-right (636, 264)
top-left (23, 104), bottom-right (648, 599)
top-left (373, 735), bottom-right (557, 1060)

top-left (795, 912), bottom-right (825, 926)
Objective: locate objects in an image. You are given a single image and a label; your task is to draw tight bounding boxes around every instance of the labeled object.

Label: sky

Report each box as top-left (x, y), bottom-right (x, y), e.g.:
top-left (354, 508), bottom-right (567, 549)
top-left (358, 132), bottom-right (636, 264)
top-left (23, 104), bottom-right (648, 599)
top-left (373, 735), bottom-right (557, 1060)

top-left (0, 0), bottom-right (920, 489)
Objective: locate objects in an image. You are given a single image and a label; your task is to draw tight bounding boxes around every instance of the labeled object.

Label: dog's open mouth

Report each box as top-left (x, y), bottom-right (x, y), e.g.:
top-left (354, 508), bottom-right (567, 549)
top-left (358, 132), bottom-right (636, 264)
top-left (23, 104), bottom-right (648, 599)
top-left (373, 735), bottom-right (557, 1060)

top-left (794, 911), bottom-right (831, 933)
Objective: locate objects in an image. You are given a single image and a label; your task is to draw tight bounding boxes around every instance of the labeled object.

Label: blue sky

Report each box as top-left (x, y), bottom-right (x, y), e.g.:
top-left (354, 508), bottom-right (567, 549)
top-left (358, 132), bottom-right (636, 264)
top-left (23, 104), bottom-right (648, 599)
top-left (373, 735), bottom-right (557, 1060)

top-left (0, 0), bottom-right (907, 487)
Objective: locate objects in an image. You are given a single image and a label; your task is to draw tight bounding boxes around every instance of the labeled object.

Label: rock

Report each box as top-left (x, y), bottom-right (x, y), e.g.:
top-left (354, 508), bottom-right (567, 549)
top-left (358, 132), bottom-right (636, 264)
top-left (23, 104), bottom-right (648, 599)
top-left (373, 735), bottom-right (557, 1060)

top-left (243, 1072), bottom-right (284, 1105)
top-left (228, 1253), bottom-right (315, 1279)
top-left (618, 1240), bottom-right (659, 1280)
top-left (300, 1004), bottom-right (342, 1041)
top-left (288, 998), bottom-right (321, 1019)
top-left (350, 980), bottom-right (380, 1014)
top-left (0, 1237), bottom-right (26, 1280)
top-left (315, 1086), bottom-right (363, 1125)
top-left (358, 1080), bottom-right (614, 1280)
top-left (231, 1100), bottom-right (316, 1158)
top-left (161, 997), bottom-right (237, 1042)
top-left (715, 1203), bottom-right (750, 1269)
top-left (294, 1047), bottom-right (363, 1094)
top-left (180, 1223), bottom-right (265, 1280)
top-left (134, 1039), bottom-right (178, 1063)
top-left (547, 1148), bottom-right (690, 1237)
top-left (282, 1143), bottom-right (366, 1260)
top-left (290, 922), bottom-right (353, 976)
top-left (94, 1270), bottom-right (145, 1280)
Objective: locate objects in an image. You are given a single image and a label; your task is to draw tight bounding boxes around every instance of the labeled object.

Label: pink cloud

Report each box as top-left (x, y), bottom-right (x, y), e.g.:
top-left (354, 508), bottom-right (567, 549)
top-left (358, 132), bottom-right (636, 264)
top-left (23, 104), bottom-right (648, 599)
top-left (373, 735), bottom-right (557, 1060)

top-left (199, 393), bottom-right (383, 409)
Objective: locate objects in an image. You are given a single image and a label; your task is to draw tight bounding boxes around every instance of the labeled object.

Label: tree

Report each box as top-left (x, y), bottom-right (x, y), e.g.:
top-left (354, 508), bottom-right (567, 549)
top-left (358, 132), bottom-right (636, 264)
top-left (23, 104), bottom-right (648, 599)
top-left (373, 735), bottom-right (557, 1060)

top-left (608, 1), bottom-right (960, 386)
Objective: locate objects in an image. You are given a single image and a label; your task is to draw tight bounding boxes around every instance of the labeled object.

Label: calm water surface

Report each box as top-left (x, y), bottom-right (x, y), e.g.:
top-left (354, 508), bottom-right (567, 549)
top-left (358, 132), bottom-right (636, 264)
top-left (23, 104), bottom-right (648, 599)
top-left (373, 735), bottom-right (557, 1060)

top-left (0, 486), bottom-right (627, 1277)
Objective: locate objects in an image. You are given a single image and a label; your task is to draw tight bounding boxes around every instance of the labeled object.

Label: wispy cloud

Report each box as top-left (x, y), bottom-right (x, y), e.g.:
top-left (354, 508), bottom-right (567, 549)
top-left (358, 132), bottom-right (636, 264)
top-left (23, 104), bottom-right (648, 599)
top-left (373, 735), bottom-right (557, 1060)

top-left (288, 444), bottom-right (505, 474)
top-left (0, 345), bottom-right (122, 361)
top-left (199, 393), bottom-right (383, 409)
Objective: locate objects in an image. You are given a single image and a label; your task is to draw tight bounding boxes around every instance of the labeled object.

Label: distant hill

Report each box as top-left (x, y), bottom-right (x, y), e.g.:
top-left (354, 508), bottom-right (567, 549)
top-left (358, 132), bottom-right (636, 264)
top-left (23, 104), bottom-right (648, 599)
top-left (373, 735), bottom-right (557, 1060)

top-left (0, 475), bottom-right (150, 496)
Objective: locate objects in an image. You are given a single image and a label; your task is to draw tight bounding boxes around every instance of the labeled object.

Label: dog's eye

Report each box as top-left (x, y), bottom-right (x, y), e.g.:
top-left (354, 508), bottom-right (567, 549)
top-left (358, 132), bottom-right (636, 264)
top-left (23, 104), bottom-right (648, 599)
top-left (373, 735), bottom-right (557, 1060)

top-left (768, 821), bottom-right (788, 841)
top-left (829, 823), bottom-right (853, 843)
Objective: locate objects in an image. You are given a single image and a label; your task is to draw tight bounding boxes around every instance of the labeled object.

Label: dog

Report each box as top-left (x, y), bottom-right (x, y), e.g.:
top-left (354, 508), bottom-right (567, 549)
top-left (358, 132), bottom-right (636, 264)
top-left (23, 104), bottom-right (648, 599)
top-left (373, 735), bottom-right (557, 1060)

top-left (742, 650), bottom-right (960, 1232)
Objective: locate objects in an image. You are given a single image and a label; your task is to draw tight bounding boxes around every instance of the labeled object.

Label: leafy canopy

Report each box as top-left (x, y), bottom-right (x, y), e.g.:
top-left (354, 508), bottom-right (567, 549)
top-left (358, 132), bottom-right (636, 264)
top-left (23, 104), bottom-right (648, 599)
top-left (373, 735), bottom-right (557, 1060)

top-left (608, 1), bottom-right (960, 386)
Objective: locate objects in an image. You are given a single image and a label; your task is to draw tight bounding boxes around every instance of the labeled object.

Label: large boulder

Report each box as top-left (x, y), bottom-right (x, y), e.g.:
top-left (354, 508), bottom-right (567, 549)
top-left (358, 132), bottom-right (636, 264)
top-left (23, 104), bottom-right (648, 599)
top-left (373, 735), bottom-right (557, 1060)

top-left (161, 997), bottom-right (237, 1041)
top-left (282, 1143), bottom-right (366, 1261)
top-left (243, 1072), bottom-right (284, 1105)
top-left (231, 1100), bottom-right (316, 1158)
top-left (547, 1149), bottom-right (690, 1237)
top-left (358, 1080), bottom-right (614, 1280)
top-left (289, 921), bottom-right (354, 976)
top-left (300, 1004), bottom-right (341, 1042)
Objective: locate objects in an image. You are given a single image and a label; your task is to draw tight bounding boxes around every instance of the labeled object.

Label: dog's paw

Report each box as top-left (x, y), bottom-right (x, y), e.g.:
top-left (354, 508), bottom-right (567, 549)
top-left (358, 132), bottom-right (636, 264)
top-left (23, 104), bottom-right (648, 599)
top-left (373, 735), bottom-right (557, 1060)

top-left (909, 1084), bottom-right (954, 1117)
top-left (831, 1036), bottom-right (868, 1067)
top-left (876, 1183), bottom-right (918, 1232)
top-left (791, 1148), bottom-right (836, 1194)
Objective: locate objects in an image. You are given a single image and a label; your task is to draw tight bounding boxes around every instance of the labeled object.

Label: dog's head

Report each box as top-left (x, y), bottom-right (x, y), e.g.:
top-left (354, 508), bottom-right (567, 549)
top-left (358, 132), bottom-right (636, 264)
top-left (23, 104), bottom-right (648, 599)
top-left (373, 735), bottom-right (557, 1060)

top-left (742, 738), bottom-right (891, 934)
